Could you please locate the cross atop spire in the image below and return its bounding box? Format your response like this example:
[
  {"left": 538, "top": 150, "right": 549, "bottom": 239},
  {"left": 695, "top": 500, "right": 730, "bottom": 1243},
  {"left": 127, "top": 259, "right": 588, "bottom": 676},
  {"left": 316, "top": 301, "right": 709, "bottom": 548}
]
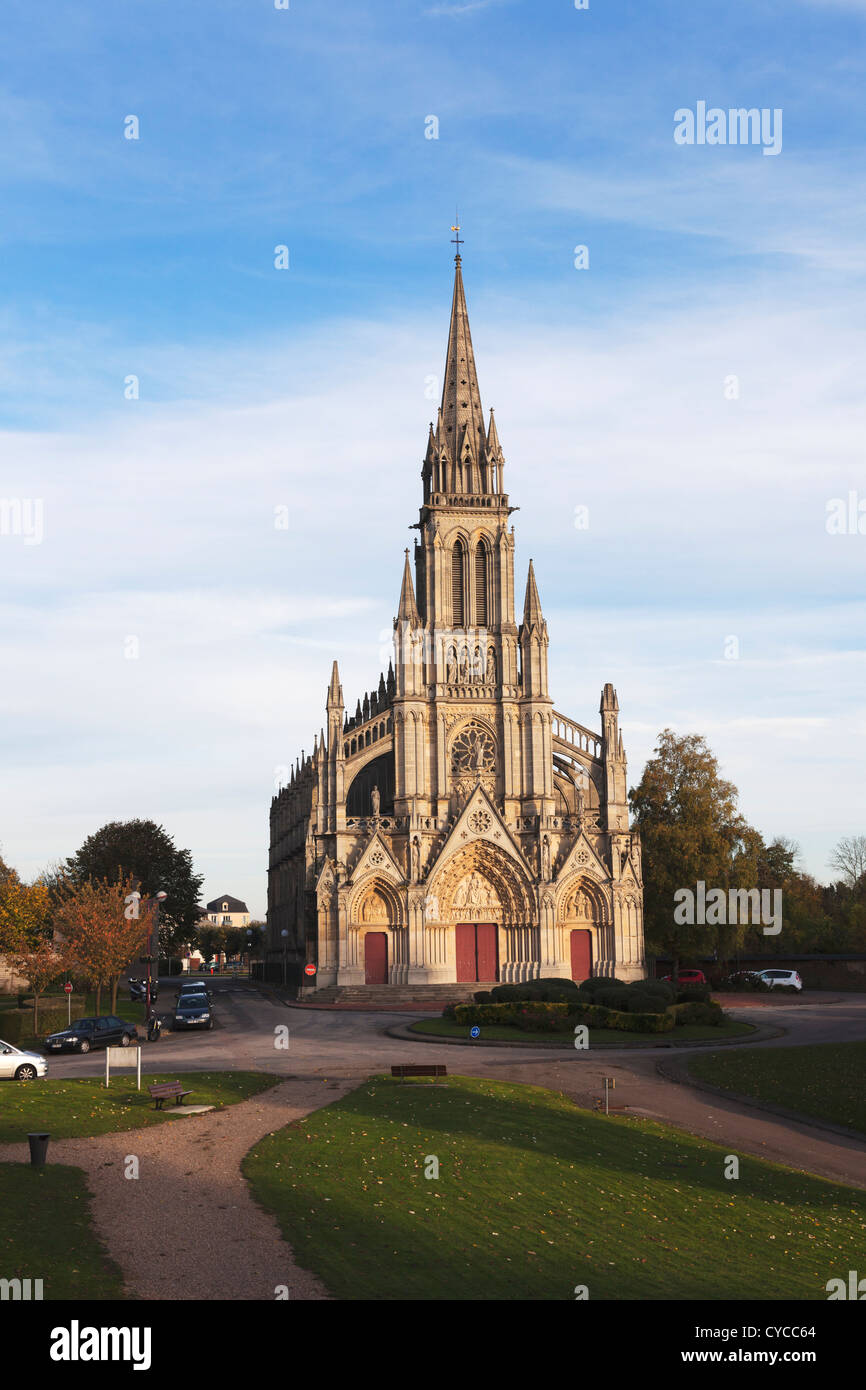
[{"left": 450, "top": 218, "right": 463, "bottom": 261}]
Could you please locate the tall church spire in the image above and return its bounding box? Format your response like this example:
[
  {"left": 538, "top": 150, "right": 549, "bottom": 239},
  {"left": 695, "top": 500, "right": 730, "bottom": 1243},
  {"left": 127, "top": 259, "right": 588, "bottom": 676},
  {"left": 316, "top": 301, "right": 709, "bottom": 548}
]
[
  {"left": 521, "top": 559, "right": 545, "bottom": 630},
  {"left": 440, "top": 252, "right": 486, "bottom": 476}
]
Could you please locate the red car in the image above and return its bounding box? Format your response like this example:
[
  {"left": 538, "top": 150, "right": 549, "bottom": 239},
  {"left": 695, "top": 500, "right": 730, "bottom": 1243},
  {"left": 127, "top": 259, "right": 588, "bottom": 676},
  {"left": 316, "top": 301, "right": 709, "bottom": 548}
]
[{"left": 661, "top": 968, "right": 707, "bottom": 986}]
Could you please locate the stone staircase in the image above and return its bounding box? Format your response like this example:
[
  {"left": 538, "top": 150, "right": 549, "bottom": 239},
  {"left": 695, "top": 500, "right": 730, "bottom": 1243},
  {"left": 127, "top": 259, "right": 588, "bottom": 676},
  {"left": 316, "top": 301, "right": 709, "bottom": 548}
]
[{"left": 304, "top": 982, "right": 493, "bottom": 1005}]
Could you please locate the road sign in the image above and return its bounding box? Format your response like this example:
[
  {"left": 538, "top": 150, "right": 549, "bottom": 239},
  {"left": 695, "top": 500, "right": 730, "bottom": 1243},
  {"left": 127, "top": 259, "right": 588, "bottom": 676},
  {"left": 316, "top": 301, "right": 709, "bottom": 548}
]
[
  {"left": 304, "top": 964, "right": 316, "bottom": 976},
  {"left": 63, "top": 982, "right": 72, "bottom": 994},
  {"left": 470, "top": 1026, "right": 480, "bottom": 1038}
]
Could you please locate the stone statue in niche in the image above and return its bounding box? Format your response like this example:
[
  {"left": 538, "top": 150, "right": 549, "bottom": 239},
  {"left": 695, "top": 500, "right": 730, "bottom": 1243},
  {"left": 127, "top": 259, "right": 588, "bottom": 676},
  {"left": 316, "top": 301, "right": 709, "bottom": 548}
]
[
  {"left": 371, "top": 785, "right": 381, "bottom": 817},
  {"left": 446, "top": 646, "right": 458, "bottom": 683},
  {"left": 410, "top": 836, "right": 421, "bottom": 881},
  {"left": 541, "top": 835, "right": 551, "bottom": 880}
]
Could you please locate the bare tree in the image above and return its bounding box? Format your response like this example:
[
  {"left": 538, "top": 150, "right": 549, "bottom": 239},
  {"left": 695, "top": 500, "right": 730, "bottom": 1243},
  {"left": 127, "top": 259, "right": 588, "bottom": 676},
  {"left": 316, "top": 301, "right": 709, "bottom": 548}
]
[{"left": 828, "top": 835, "right": 866, "bottom": 888}]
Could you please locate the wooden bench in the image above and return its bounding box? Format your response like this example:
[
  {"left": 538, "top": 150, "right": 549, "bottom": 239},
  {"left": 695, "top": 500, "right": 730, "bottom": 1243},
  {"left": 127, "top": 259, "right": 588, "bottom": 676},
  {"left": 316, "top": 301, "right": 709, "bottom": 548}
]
[
  {"left": 391, "top": 1065, "right": 447, "bottom": 1084},
  {"left": 148, "top": 1081, "right": 193, "bottom": 1110}
]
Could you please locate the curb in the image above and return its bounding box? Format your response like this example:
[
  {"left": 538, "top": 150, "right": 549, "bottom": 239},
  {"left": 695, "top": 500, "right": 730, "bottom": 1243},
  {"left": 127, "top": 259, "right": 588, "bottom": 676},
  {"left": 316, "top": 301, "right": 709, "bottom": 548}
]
[
  {"left": 655, "top": 1050, "right": 866, "bottom": 1146},
  {"left": 385, "top": 1019, "right": 774, "bottom": 1051}
]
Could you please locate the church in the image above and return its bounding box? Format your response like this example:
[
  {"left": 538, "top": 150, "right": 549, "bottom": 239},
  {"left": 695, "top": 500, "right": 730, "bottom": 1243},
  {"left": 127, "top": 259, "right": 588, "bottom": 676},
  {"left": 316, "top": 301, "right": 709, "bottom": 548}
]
[{"left": 266, "top": 248, "right": 646, "bottom": 996}]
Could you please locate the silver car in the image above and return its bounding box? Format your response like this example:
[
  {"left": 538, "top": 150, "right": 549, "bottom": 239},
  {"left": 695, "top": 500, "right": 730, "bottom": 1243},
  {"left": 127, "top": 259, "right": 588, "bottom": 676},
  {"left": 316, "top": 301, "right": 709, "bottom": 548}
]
[
  {"left": 757, "top": 968, "right": 803, "bottom": 991},
  {"left": 0, "top": 1039, "right": 49, "bottom": 1081}
]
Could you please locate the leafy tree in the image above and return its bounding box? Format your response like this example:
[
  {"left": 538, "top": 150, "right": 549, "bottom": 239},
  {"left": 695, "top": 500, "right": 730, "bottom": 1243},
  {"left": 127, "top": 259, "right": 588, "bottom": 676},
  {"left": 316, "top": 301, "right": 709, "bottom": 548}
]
[
  {"left": 54, "top": 875, "right": 148, "bottom": 1013},
  {"left": 64, "top": 820, "right": 203, "bottom": 958},
  {"left": 629, "top": 730, "right": 762, "bottom": 977}
]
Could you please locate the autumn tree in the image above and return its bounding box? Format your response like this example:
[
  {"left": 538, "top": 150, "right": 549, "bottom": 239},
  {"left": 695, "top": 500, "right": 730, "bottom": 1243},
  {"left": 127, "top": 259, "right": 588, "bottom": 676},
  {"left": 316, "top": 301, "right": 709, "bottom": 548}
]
[
  {"left": 0, "top": 867, "right": 53, "bottom": 954},
  {"left": 54, "top": 876, "right": 149, "bottom": 1013}
]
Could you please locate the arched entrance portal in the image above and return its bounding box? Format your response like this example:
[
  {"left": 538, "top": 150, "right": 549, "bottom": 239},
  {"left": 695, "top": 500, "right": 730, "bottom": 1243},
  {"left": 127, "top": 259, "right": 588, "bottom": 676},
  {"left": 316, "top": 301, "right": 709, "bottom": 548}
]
[
  {"left": 429, "top": 838, "right": 537, "bottom": 984},
  {"left": 364, "top": 932, "right": 388, "bottom": 985}
]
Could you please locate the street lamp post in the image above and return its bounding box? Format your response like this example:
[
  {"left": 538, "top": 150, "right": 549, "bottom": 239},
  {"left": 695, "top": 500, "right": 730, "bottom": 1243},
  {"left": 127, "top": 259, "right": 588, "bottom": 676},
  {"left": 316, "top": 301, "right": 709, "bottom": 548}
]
[
  {"left": 141, "top": 891, "right": 167, "bottom": 1024},
  {"left": 281, "top": 929, "right": 289, "bottom": 988}
]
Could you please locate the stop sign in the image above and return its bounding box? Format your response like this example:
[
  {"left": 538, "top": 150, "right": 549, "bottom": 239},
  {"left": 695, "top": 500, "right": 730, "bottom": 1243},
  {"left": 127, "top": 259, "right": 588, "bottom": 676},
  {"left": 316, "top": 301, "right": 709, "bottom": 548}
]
[
  {"left": 304, "top": 964, "right": 316, "bottom": 976},
  {"left": 64, "top": 982, "right": 73, "bottom": 994}
]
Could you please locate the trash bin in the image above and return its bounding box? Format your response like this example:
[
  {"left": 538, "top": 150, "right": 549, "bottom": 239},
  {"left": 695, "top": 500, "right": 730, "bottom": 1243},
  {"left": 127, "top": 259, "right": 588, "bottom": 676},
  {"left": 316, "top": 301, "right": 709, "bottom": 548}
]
[{"left": 27, "top": 1133, "right": 50, "bottom": 1167}]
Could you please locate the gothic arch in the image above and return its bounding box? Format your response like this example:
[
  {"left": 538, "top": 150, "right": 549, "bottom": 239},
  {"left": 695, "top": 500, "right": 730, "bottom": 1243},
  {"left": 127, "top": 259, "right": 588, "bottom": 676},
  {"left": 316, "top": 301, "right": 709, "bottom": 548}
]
[
  {"left": 555, "top": 872, "right": 611, "bottom": 927},
  {"left": 428, "top": 839, "right": 535, "bottom": 926},
  {"left": 348, "top": 874, "right": 405, "bottom": 927}
]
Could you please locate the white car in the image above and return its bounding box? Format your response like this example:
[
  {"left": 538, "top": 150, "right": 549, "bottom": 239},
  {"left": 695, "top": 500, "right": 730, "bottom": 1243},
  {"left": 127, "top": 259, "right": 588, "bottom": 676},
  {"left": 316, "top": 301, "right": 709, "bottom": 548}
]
[
  {"left": 757, "top": 969, "right": 803, "bottom": 992},
  {"left": 0, "top": 1039, "right": 49, "bottom": 1081}
]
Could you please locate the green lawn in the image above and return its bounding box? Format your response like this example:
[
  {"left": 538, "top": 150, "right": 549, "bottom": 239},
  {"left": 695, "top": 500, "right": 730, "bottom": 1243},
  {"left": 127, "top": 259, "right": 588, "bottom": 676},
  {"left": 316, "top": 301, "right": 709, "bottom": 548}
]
[
  {"left": 243, "top": 1075, "right": 866, "bottom": 1301},
  {"left": 409, "top": 1017, "right": 756, "bottom": 1045},
  {"left": 0, "top": 1071, "right": 277, "bottom": 1143},
  {"left": 689, "top": 1040, "right": 866, "bottom": 1136},
  {"left": 0, "top": 1164, "right": 126, "bottom": 1299}
]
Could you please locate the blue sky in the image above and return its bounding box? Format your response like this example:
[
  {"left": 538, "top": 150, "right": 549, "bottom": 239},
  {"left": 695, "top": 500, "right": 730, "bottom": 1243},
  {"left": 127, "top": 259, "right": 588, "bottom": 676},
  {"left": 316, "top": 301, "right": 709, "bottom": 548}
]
[{"left": 1, "top": 0, "right": 865, "bottom": 915}]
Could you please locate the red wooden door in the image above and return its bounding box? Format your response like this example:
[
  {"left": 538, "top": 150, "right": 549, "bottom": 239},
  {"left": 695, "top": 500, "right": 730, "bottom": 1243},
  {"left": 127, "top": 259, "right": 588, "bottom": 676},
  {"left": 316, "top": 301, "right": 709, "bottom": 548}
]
[
  {"left": 570, "top": 929, "right": 592, "bottom": 982},
  {"left": 364, "top": 932, "right": 388, "bottom": 985},
  {"left": 475, "top": 924, "right": 498, "bottom": 981},
  {"left": 455, "top": 924, "right": 477, "bottom": 982},
  {"left": 455, "top": 924, "right": 499, "bottom": 982}
]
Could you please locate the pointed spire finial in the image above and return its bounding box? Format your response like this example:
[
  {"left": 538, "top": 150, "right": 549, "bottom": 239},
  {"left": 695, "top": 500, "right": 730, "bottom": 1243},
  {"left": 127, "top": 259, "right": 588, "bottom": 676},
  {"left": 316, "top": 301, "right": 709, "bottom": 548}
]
[
  {"left": 522, "top": 559, "right": 544, "bottom": 628},
  {"left": 397, "top": 549, "right": 421, "bottom": 625}
]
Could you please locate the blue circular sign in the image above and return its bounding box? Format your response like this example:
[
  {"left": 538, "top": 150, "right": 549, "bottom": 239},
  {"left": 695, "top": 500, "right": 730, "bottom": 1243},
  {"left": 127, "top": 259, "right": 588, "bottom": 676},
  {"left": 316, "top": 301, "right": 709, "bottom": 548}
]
[{"left": 470, "top": 1025, "right": 480, "bottom": 1038}]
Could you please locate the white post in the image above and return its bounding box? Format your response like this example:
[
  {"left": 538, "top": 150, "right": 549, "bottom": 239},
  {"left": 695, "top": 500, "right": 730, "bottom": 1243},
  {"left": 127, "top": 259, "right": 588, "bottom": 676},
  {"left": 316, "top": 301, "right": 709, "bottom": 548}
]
[
  {"left": 105, "top": 1049, "right": 110, "bottom": 1089},
  {"left": 136, "top": 1047, "right": 141, "bottom": 1091}
]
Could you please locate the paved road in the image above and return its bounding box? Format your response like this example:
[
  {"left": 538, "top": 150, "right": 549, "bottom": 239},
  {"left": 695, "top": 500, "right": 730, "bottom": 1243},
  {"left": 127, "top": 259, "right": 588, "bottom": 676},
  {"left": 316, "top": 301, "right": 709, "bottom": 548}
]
[{"left": 43, "top": 981, "right": 866, "bottom": 1187}]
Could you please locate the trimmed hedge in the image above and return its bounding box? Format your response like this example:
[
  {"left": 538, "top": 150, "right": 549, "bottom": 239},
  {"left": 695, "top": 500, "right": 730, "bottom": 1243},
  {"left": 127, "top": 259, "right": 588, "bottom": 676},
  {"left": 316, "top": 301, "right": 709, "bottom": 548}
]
[
  {"left": 667, "top": 1000, "right": 725, "bottom": 1027},
  {"left": 0, "top": 1000, "right": 85, "bottom": 1044},
  {"left": 452, "top": 1000, "right": 676, "bottom": 1035}
]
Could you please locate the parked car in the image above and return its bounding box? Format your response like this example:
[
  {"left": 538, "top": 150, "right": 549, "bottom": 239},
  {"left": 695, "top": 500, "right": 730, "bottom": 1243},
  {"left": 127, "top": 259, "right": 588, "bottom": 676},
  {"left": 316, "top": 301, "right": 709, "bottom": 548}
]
[
  {"left": 44, "top": 1016, "right": 139, "bottom": 1054},
  {"left": 177, "top": 982, "right": 212, "bottom": 1000},
  {"left": 0, "top": 1039, "right": 48, "bottom": 1081},
  {"left": 757, "top": 968, "right": 803, "bottom": 991},
  {"left": 173, "top": 998, "right": 214, "bottom": 1031},
  {"left": 660, "top": 968, "right": 707, "bottom": 986}
]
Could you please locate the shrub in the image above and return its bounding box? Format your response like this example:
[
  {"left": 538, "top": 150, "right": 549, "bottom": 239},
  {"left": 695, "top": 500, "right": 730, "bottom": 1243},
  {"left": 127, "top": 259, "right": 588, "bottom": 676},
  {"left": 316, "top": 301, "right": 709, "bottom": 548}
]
[
  {"left": 441, "top": 1002, "right": 458, "bottom": 1020},
  {"left": 623, "top": 989, "right": 669, "bottom": 1014},
  {"left": 668, "top": 1001, "right": 725, "bottom": 1027},
  {"left": 489, "top": 978, "right": 578, "bottom": 1004},
  {"left": 512, "top": 1003, "right": 570, "bottom": 1032},
  {"left": 593, "top": 986, "right": 631, "bottom": 1011},
  {"left": 637, "top": 979, "right": 676, "bottom": 1005},
  {"left": 473, "top": 991, "right": 493, "bottom": 1004},
  {"left": 606, "top": 1009, "right": 675, "bottom": 1034},
  {"left": 676, "top": 986, "right": 712, "bottom": 1004},
  {"left": 567, "top": 1002, "right": 614, "bottom": 1028},
  {"left": 576, "top": 975, "right": 623, "bottom": 1000},
  {"left": 720, "top": 972, "right": 770, "bottom": 993}
]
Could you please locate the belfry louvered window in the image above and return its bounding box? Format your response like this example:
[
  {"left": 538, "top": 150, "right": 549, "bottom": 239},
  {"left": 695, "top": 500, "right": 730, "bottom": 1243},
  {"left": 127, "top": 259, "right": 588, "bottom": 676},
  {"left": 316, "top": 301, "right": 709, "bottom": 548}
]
[
  {"left": 475, "top": 545, "right": 488, "bottom": 627},
  {"left": 452, "top": 541, "right": 465, "bottom": 626}
]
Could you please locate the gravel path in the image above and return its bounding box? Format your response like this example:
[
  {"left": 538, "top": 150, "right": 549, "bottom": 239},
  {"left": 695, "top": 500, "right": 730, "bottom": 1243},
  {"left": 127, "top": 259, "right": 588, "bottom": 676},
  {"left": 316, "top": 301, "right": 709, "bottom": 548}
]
[{"left": 0, "top": 1076, "right": 354, "bottom": 1301}]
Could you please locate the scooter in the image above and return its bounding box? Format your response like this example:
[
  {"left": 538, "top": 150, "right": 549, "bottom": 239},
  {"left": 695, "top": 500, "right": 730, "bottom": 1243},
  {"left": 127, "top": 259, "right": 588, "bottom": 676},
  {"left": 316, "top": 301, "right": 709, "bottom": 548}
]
[{"left": 146, "top": 1015, "right": 162, "bottom": 1042}]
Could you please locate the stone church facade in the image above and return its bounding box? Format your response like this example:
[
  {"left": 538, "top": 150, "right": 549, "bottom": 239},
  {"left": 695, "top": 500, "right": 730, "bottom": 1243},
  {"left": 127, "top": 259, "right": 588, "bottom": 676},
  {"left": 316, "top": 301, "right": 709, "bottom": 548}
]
[{"left": 267, "top": 253, "right": 646, "bottom": 993}]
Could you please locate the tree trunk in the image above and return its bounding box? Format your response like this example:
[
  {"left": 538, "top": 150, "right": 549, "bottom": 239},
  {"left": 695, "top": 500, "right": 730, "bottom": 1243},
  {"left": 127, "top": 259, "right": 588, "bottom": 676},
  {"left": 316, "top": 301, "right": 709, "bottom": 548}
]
[
  {"left": 111, "top": 975, "right": 119, "bottom": 1013},
  {"left": 95, "top": 980, "right": 102, "bottom": 1014},
  {"left": 33, "top": 992, "right": 39, "bottom": 1033}
]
